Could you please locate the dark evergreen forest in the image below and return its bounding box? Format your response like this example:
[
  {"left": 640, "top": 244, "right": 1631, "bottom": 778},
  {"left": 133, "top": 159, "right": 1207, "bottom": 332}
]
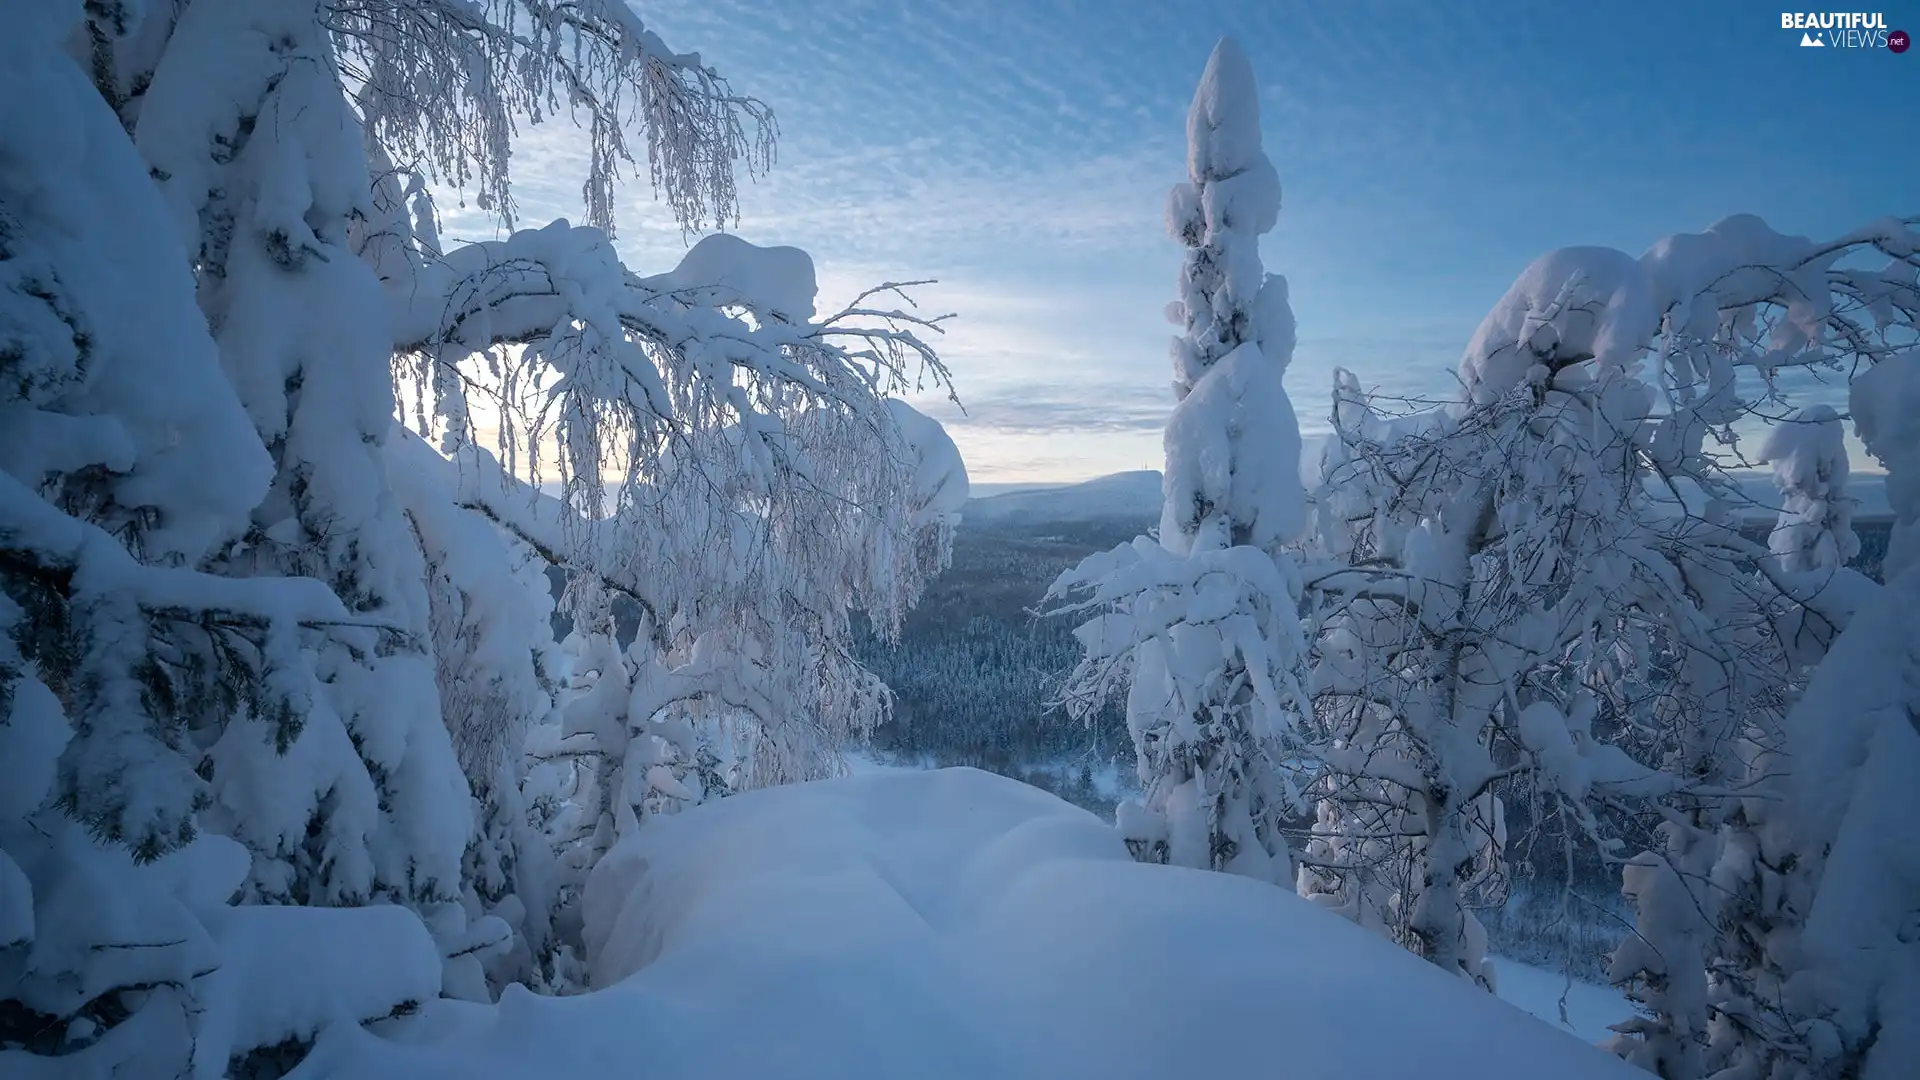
[
  {"left": 854, "top": 517, "right": 1141, "bottom": 812},
  {"left": 552, "top": 501, "right": 1891, "bottom": 833}
]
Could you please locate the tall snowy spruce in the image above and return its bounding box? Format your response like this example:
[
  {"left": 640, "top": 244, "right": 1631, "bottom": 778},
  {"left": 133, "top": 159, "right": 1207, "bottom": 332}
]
[{"left": 1049, "top": 37, "right": 1308, "bottom": 883}]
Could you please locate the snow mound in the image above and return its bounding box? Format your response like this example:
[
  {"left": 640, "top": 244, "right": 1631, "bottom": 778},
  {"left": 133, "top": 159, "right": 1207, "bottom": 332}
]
[
  {"left": 1459, "top": 246, "right": 1657, "bottom": 405},
  {"left": 299, "top": 769, "right": 1642, "bottom": 1079},
  {"left": 638, "top": 232, "right": 818, "bottom": 323},
  {"left": 885, "top": 398, "right": 970, "bottom": 525}
]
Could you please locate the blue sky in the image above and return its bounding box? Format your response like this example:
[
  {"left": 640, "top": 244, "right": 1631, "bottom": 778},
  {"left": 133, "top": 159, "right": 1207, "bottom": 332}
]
[{"left": 473, "top": 1, "right": 1916, "bottom": 482}]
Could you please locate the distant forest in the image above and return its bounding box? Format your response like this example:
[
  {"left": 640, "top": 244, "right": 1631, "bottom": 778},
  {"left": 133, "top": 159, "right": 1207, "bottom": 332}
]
[
  {"left": 852, "top": 511, "right": 1893, "bottom": 817},
  {"left": 854, "top": 518, "right": 1141, "bottom": 810},
  {"left": 552, "top": 510, "right": 1892, "bottom": 823}
]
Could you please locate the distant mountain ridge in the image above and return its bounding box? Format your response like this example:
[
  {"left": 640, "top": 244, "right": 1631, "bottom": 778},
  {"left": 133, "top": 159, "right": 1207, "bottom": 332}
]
[
  {"left": 962, "top": 468, "right": 1892, "bottom": 530},
  {"left": 963, "top": 470, "right": 1163, "bottom": 528}
]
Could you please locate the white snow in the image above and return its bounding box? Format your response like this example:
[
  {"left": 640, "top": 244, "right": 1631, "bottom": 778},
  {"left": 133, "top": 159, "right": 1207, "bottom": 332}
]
[
  {"left": 5, "top": 4, "right": 1914, "bottom": 1077},
  {"left": 1495, "top": 958, "right": 1637, "bottom": 1044},
  {"left": 1852, "top": 351, "right": 1920, "bottom": 577},
  {"left": 195, "top": 902, "right": 444, "bottom": 1070},
  {"left": 636, "top": 231, "right": 819, "bottom": 324},
  {"left": 1458, "top": 246, "right": 1658, "bottom": 405},
  {"left": 0, "top": 0, "right": 272, "bottom": 565},
  {"left": 1159, "top": 338, "right": 1306, "bottom": 554},
  {"left": 1760, "top": 405, "right": 1859, "bottom": 573},
  {"left": 884, "top": 398, "right": 971, "bottom": 525},
  {"left": 290, "top": 768, "right": 1641, "bottom": 1080},
  {"left": 1770, "top": 562, "right": 1920, "bottom": 1076}
]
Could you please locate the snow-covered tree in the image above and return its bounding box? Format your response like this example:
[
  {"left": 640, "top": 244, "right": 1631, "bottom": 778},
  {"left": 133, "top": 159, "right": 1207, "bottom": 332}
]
[
  {"left": 1299, "top": 351, "right": 1677, "bottom": 992},
  {"left": 1049, "top": 37, "right": 1308, "bottom": 884},
  {"left": 9, "top": 0, "right": 961, "bottom": 1070},
  {"left": 1749, "top": 355, "right": 1920, "bottom": 1079},
  {"left": 522, "top": 395, "right": 967, "bottom": 922},
  {"left": 1298, "top": 214, "right": 1919, "bottom": 1005},
  {"left": 113, "top": 0, "right": 471, "bottom": 922},
  {"left": 1684, "top": 356, "right": 1920, "bottom": 1080},
  {"left": 1762, "top": 406, "right": 1859, "bottom": 576},
  {"left": 356, "top": 170, "right": 963, "bottom": 978},
  {"left": 387, "top": 430, "right": 566, "bottom": 997},
  {"left": 1600, "top": 216, "right": 1915, "bottom": 1080},
  {"left": 383, "top": 225, "right": 958, "bottom": 739},
  {"left": 2, "top": 8, "right": 444, "bottom": 1071}
]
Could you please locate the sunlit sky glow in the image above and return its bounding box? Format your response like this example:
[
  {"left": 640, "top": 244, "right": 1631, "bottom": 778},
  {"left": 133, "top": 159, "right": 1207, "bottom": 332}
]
[{"left": 436, "top": 0, "right": 1916, "bottom": 483}]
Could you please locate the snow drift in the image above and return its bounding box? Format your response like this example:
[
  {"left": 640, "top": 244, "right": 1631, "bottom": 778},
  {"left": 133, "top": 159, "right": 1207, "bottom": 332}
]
[{"left": 293, "top": 768, "right": 1642, "bottom": 1080}]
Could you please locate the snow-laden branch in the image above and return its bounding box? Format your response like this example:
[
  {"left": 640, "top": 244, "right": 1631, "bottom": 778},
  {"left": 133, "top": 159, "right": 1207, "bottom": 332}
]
[
  {"left": 0, "top": 455, "right": 382, "bottom": 638},
  {"left": 385, "top": 222, "right": 952, "bottom": 423},
  {"left": 332, "top": 0, "right": 776, "bottom": 234},
  {"left": 1460, "top": 214, "right": 1920, "bottom": 411}
]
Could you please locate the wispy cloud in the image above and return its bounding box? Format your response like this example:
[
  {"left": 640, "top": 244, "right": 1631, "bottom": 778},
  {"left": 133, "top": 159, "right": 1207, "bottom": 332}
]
[
  {"left": 919, "top": 381, "right": 1169, "bottom": 435},
  {"left": 421, "top": 0, "right": 1914, "bottom": 481}
]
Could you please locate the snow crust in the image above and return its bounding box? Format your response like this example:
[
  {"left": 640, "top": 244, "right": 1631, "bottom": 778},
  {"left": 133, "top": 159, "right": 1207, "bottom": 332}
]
[{"left": 295, "top": 769, "right": 1643, "bottom": 1080}]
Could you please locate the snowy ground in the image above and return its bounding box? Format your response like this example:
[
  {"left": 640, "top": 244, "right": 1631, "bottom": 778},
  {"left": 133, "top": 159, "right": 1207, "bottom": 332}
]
[
  {"left": 293, "top": 768, "right": 1639, "bottom": 1079},
  {"left": 842, "top": 750, "right": 920, "bottom": 776},
  {"left": 848, "top": 751, "right": 1635, "bottom": 1042},
  {"left": 1495, "top": 956, "right": 1633, "bottom": 1043}
]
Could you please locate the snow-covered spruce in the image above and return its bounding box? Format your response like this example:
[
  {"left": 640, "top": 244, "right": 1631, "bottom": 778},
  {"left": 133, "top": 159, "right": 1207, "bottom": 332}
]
[
  {"left": 1761, "top": 406, "right": 1859, "bottom": 576},
  {"left": 128, "top": 0, "right": 475, "bottom": 926},
  {"left": 0, "top": 8, "right": 446, "bottom": 1072},
  {"left": 1048, "top": 37, "right": 1308, "bottom": 884}
]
